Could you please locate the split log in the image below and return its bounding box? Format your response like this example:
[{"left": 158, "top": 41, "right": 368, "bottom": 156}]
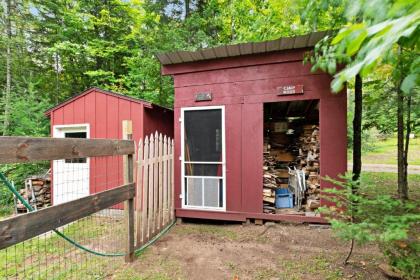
[{"left": 306, "top": 199, "right": 320, "bottom": 210}]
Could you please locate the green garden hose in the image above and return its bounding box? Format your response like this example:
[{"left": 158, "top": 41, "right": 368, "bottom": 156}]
[{"left": 0, "top": 172, "right": 175, "bottom": 257}]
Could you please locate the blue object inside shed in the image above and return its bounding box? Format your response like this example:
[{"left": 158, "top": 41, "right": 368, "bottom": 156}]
[{"left": 275, "top": 188, "right": 293, "bottom": 208}]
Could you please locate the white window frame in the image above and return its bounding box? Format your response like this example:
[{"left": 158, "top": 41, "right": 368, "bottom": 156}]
[
  {"left": 181, "top": 106, "right": 226, "bottom": 211},
  {"left": 53, "top": 123, "right": 91, "bottom": 139},
  {"left": 53, "top": 123, "right": 90, "bottom": 165}
]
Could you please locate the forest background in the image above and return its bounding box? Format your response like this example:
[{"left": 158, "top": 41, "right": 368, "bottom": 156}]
[{"left": 1, "top": 1, "right": 419, "bottom": 277}]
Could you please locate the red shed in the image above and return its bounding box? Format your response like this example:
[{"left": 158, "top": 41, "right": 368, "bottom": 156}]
[
  {"left": 158, "top": 31, "right": 347, "bottom": 223},
  {"left": 45, "top": 87, "right": 173, "bottom": 205}
]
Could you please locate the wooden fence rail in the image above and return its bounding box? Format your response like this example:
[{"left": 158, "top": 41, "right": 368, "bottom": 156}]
[
  {"left": 0, "top": 136, "right": 135, "bottom": 163},
  {"left": 136, "top": 132, "right": 174, "bottom": 247},
  {"left": 0, "top": 183, "right": 135, "bottom": 250}
]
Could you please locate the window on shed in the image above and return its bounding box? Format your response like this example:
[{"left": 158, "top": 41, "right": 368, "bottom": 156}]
[{"left": 64, "top": 132, "right": 87, "bottom": 163}]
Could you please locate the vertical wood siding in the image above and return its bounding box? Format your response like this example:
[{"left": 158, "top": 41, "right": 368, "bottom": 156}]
[
  {"left": 170, "top": 49, "right": 347, "bottom": 217},
  {"left": 49, "top": 89, "right": 174, "bottom": 201}
]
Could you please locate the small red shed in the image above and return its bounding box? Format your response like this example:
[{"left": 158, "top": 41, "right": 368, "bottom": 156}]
[
  {"left": 158, "top": 31, "right": 347, "bottom": 223},
  {"left": 45, "top": 87, "right": 173, "bottom": 205}
]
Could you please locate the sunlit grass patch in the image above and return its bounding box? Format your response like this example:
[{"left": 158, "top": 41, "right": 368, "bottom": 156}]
[
  {"left": 348, "top": 136, "right": 420, "bottom": 165},
  {"left": 359, "top": 172, "right": 420, "bottom": 200}
]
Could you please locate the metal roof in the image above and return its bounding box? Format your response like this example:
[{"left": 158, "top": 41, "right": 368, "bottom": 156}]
[
  {"left": 44, "top": 87, "right": 170, "bottom": 116},
  {"left": 157, "top": 31, "right": 330, "bottom": 66}
]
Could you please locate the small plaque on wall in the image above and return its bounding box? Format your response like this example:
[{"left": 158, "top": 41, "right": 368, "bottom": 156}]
[
  {"left": 278, "top": 85, "right": 304, "bottom": 95},
  {"left": 195, "top": 92, "right": 212, "bottom": 102}
]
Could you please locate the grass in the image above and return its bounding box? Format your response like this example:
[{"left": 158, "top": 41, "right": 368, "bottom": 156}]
[
  {"left": 173, "top": 223, "right": 238, "bottom": 240},
  {"left": 360, "top": 172, "right": 420, "bottom": 200},
  {"left": 0, "top": 205, "right": 13, "bottom": 220},
  {"left": 0, "top": 214, "right": 125, "bottom": 280},
  {"left": 113, "top": 249, "right": 184, "bottom": 280},
  {"left": 245, "top": 254, "right": 346, "bottom": 280},
  {"left": 348, "top": 136, "right": 420, "bottom": 165},
  {"left": 277, "top": 255, "right": 345, "bottom": 280}
]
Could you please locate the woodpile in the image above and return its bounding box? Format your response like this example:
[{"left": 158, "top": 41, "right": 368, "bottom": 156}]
[
  {"left": 263, "top": 122, "right": 321, "bottom": 214},
  {"left": 297, "top": 125, "right": 321, "bottom": 212},
  {"left": 16, "top": 175, "right": 51, "bottom": 212},
  {"left": 263, "top": 131, "right": 292, "bottom": 214}
]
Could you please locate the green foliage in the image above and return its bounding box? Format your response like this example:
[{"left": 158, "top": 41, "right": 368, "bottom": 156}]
[
  {"left": 301, "top": 0, "right": 418, "bottom": 146},
  {"left": 321, "top": 173, "right": 420, "bottom": 278},
  {"left": 327, "top": 1, "right": 420, "bottom": 93},
  {"left": 0, "top": 81, "right": 50, "bottom": 207},
  {"left": 0, "top": 0, "right": 317, "bottom": 208}
]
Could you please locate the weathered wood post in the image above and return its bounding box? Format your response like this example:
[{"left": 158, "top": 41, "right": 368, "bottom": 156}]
[
  {"left": 170, "top": 139, "right": 175, "bottom": 222},
  {"left": 153, "top": 131, "right": 159, "bottom": 234},
  {"left": 123, "top": 120, "right": 135, "bottom": 262},
  {"left": 135, "top": 138, "right": 144, "bottom": 248},
  {"left": 142, "top": 136, "right": 150, "bottom": 244},
  {"left": 158, "top": 133, "right": 163, "bottom": 230}
]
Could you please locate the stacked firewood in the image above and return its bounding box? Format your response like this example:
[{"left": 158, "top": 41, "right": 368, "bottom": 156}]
[
  {"left": 263, "top": 132, "right": 292, "bottom": 213},
  {"left": 16, "top": 176, "right": 51, "bottom": 212},
  {"left": 263, "top": 123, "right": 321, "bottom": 213},
  {"left": 297, "top": 125, "right": 321, "bottom": 211}
]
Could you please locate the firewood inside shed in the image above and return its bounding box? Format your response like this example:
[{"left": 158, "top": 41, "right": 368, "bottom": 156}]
[{"left": 263, "top": 100, "right": 320, "bottom": 214}]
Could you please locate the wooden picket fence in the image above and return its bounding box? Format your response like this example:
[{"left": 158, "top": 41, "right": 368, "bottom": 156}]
[{"left": 135, "top": 132, "right": 175, "bottom": 247}]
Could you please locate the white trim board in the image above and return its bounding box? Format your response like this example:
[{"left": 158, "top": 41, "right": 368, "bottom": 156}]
[{"left": 180, "top": 106, "right": 226, "bottom": 211}]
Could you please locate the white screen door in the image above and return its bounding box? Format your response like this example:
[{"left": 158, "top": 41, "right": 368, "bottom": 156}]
[
  {"left": 181, "top": 106, "right": 226, "bottom": 211},
  {"left": 53, "top": 124, "right": 90, "bottom": 205}
]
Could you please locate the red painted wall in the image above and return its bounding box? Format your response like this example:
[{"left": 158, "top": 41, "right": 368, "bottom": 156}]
[
  {"left": 48, "top": 89, "right": 173, "bottom": 204},
  {"left": 165, "top": 48, "right": 347, "bottom": 220},
  {"left": 143, "top": 106, "right": 174, "bottom": 138}
]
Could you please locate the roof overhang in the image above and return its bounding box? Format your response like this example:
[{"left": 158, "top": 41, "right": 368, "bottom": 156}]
[{"left": 157, "top": 31, "right": 330, "bottom": 67}]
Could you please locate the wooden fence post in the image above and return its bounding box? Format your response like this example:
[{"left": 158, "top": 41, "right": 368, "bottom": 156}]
[
  {"left": 142, "top": 136, "right": 150, "bottom": 244},
  {"left": 148, "top": 134, "right": 154, "bottom": 239},
  {"left": 158, "top": 133, "right": 163, "bottom": 230},
  {"left": 123, "top": 120, "right": 135, "bottom": 262},
  {"left": 135, "top": 138, "right": 144, "bottom": 248},
  {"left": 170, "top": 139, "right": 175, "bottom": 222},
  {"left": 162, "top": 136, "right": 168, "bottom": 226},
  {"left": 153, "top": 131, "right": 159, "bottom": 234}
]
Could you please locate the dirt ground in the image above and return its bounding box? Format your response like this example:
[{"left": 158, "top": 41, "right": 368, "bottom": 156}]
[{"left": 110, "top": 220, "right": 388, "bottom": 280}]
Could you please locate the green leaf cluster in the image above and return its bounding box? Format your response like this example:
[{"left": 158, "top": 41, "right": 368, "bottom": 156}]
[{"left": 329, "top": 1, "right": 420, "bottom": 93}]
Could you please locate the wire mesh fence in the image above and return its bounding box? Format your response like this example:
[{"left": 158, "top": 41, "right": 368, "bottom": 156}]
[
  {"left": 0, "top": 133, "right": 175, "bottom": 279},
  {"left": 0, "top": 155, "right": 131, "bottom": 280},
  {"left": 1, "top": 206, "right": 126, "bottom": 279}
]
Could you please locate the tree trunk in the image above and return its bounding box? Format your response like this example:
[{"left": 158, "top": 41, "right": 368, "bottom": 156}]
[
  {"left": 344, "top": 74, "right": 363, "bottom": 265},
  {"left": 55, "top": 52, "right": 60, "bottom": 97},
  {"left": 352, "top": 74, "right": 362, "bottom": 181},
  {"left": 3, "top": 0, "right": 13, "bottom": 136},
  {"left": 185, "top": 0, "right": 190, "bottom": 19},
  {"left": 196, "top": 0, "right": 205, "bottom": 15},
  {"left": 402, "top": 94, "right": 411, "bottom": 200},
  {"left": 397, "top": 80, "right": 407, "bottom": 199}
]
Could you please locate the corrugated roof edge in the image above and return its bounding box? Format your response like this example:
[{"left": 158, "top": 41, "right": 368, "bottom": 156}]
[
  {"left": 44, "top": 87, "right": 172, "bottom": 116},
  {"left": 157, "top": 30, "right": 331, "bottom": 66}
]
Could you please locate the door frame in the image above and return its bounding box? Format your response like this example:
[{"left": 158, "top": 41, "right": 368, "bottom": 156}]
[
  {"left": 180, "top": 106, "right": 226, "bottom": 211},
  {"left": 52, "top": 123, "right": 90, "bottom": 204}
]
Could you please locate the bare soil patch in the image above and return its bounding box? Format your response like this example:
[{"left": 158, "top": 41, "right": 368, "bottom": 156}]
[{"left": 111, "top": 221, "right": 387, "bottom": 280}]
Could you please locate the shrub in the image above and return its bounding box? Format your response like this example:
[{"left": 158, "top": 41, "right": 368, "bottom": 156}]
[{"left": 320, "top": 173, "right": 420, "bottom": 279}]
